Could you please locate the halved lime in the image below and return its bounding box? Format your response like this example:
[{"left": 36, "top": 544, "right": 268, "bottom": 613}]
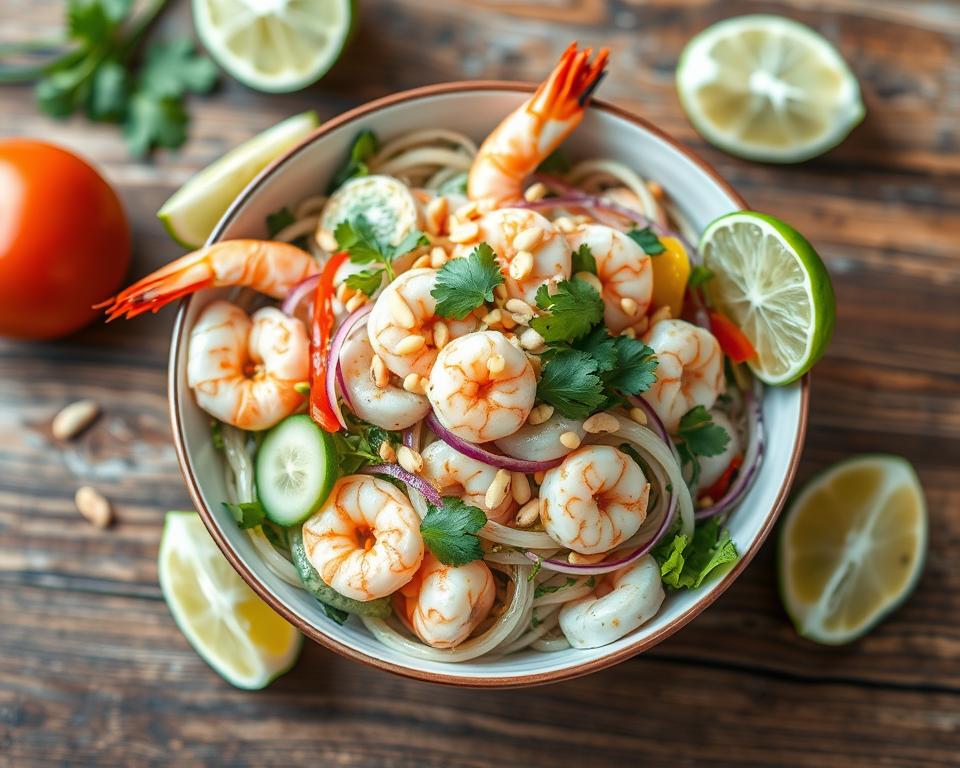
[
  {"left": 193, "top": 0, "right": 353, "bottom": 93},
  {"left": 159, "top": 511, "right": 302, "bottom": 689},
  {"left": 157, "top": 110, "right": 319, "bottom": 248},
  {"left": 700, "top": 211, "right": 835, "bottom": 385},
  {"left": 779, "top": 456, "right": 927, "bottom": 645},
  {"left": 677, "top": 15, "right": 865, "bottom": 162}
]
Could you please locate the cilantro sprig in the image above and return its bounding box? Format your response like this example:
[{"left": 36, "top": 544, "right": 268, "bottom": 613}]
[
  {"left": 571, "top": 243, "right": 597, "bottom": 275},
  {"left": 335, "top": 214, "right": 429, "bottom": 293},
  {"left": 627, "top": 227, "right": 666, "bottom": 255},
  {"left": 332, "top": 418, "right": 400, "bottom": 474},
  {"left": 431, "top": 243, "right": 504, "bottom": 320},
  {"left": 3, "top": 0, "right": 218, "bottom": 156},
  {"left": 420, "top": 497, "right": 487, "bottom": 566},
  {"left": 223, "top": 500, "right": 266, "bottom": 530},
  {"left": 675, "top": 405, "right": 731, "bottom": 488},
  {"left": 327, "top": 130, "right": 378, "bottom": 193},
  {"left": 652, "top": 517, "right": 739, "bottom": 589},
  {"left": 687, "top": 264, "right": 715, "bottom": 290},
  {"left": 530, "top": 279, "right": 604, "bottom": 343}
]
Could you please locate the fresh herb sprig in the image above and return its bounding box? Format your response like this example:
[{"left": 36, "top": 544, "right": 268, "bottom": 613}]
[
  {"left": 327, "top": 130, "right": 378, "bottom": 193},
  {"left": 431, "top": 243, "right": 504, "bottom": 320},
  {"left": 530, "top": 278, "right": 604, "bottom": 343},
  {"left": 675, "top": 405, "right": 731, "bottom": 488},
  {"left": 335, "top": 214, "right": 429, "bottom": 293},
  {"left": 652, "top": 517, "right": 739, "bottom": 589},
  {"left": 2, "top": 0, "right": 218, "bottom": 156},
  {"left": 420, "top": 497, "right": 487, "bottom": 566},
  {"left": 627, "top": 227, "right": 666, "bottom": 255},
  {"left": 333, "top": 417, "right": 400, "bottom": 474}
]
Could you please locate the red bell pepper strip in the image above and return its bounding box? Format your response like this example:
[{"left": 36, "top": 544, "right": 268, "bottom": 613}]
[
  {"left": 309, "top": 251, "right": 349, "bottom": 432},
  {"left": 708, "top": 311, "right": 757, "bottom": 363},
  {"left": 701, "top": 454, "right": 743, "bottom": 501}
]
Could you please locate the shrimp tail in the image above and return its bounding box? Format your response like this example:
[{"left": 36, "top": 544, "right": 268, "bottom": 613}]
[
  {"left": 97, "top": 240, "right": 319, "bottom": 321},
  {"left": 529, "top": 43, "right": 609, "bottom": 122}
]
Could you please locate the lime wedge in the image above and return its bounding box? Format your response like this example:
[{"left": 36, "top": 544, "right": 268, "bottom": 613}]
[
  {"left": 779, "top": 456, "right": 927, "bottom": 645},
  {"left": 193, "top": 0, "right": 353, "bottom": 93},
  {"left": 159, "top": 511, "right": 302, "bottom": 689},
  {"left": 677, "top": 15, "right": 865, "bottom": 162},
  {"left": 157, "top": 110, "right": 319, "bottom": 248},
  {"left": 699, "top": 211, "right": 835, "bottom": 385}
]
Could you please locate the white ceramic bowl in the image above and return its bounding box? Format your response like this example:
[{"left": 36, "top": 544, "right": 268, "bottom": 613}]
[{"left": 170, "top": 83, "right": 808, "bottom": 687}]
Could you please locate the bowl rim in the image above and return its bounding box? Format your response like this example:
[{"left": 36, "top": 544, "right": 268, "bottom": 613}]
[{"left": 168, "top": 80, "right": 810, "bottom": 688}]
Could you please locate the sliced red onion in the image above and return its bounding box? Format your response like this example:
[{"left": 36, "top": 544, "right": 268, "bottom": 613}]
[
  {"left": 281, "top": 273, "right": 320, "bottom": 316},
  {"left": 696, "top": 386, "right": 764, "bottom": 521},
  {"left": 402, "top": 421, "right": 422, "bottom": 450},
  {"left": 361, "top": 463, "right": 443, "bottom": 507},
  {"left": 325, "top": 304, "right": 372, "bottom": 429},
  {"left": 425, "top": 412, "right": 563, "bottom": 473},
  {"left": 526, "top": 489, "right": 678, "bottom": 577}
]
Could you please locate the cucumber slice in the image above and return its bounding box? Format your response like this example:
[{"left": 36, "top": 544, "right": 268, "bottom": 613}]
[
  {"left": 255, "top": 415, "right": 336, "bottom": 525},
  {"left": 289, "top": 528, "right": 392, "bottom": 619}
]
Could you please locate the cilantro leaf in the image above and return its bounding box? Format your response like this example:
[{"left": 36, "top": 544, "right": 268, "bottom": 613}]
[
  {"left": 571, "top": 243, "right": 597, "bottom": 274},
  {"left": 568, "top": 325, "right": 618, "bottom": 372},
  {"left": 536, "top": 348, "right": 606, "bottom": 419},
  {"left": 420, "top": 497, "right": 487, "bottom": 566},
  {"left": 334, "top": 215, "right": 385, "bottom": 264},
  {"left": 392, "top": 229, "right": 430, "bottom": 260},
  {"left": 327, "top": 130, "right": 379, "bottom": 193},
  {"left": 223, "top": 500, "right": 266, "bottom": 530},
  {"left": 87, "top": 59, "right": 127, "bottom": 120},
  {"left": 138, "top": 38, "right": 218, "bottom": 100},
  {"left": 438, "top": 172, "right": 468, "bottom": 196},
  {"left": 266, "top": 207, "right": 297, "bottom": 238},
  {"left": 124, "top": 92, "right": 188, "bottom": 157},
  {"left": 533, "top": 577, "right": 577, "bottom": 598},
  {"left": 431, "top": 243, "right": 504, "bottom": 320},
  {"left": 653, "top": 518, "right": 739, "bottom": 589},
  {"left": 531, "top": 280, "right": 604, "bottom": 343},
  {"left": 332, "top": 418, "right": 399, "bottom": 474},
  {"left": 627, "top": 227, "right": 666, "bottom": 255},
  {"left": 603, "top": 336, "right": 658, "bottom": 396},
  {"left": 688, "top": 264, "right": 715, "bottom": 290},
  {"left": 678, "top": 406, "right": 730, "bottom": 457},
  {"left": 344, "top": 268, "right": 385, "bottom": 297}
]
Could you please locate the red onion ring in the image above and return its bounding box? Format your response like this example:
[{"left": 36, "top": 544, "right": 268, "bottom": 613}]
[
  {"left": 627, "top": 396, "right": 670, "bottom": 444},
  {"left": 361, "top": 463, "right": 442, "bottom": 507},
  {"left": 425, "top": 412, "right": 563, "bottom": 473},
  {"left": 696, "top": 385, "right": 764, "bottom": 520},
  {"left": 402, "top": 422, "right": 421, "bottom": 450},
  {"left": 281, "top": 273, "right": 320, "bottom": 317},
  {"left": 325, "top": 304, "right": 372, "bottom": 429}
]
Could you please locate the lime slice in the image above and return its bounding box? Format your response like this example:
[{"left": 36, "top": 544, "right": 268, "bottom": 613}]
[
  {"left": 779, "top": 456, "right": 927, "bottom": 645},
  {"left": 193, "top": 0, "right": 353, "bottom": 93},
  {"left": 677, "top": 15, "right": 865, "bottom": 162},
  {"left": 158, "top": 110, "right": 319, "bottom": 248},
  {"left": 699, "top": 211, "right": 835, "bottom": 385},
  {"left": 159, "top": 511, "right": 302, "bottom": 689}
]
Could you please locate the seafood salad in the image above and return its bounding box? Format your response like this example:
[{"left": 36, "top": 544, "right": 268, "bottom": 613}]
[{"left": 104, "top": 44, "right": 764, "bottom": 661}]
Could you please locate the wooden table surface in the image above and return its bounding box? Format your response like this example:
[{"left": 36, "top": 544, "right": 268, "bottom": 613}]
[{"left": 2, "top": 0, "right": 959, "bottom": 765}]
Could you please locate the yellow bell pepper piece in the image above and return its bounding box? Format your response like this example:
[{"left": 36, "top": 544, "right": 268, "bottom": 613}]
[{"left": 650, "top": 236, "right": 690, "bottom": 318}]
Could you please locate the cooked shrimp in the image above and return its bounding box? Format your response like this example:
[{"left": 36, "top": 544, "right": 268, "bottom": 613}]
[
  {"left": 367, "top": 268, "right": 477, "bottom": 379},
  {"left": 565, "top": 223, "right": 653, "bottom": 333},
  {"left": 468, "top": 43, "right": 608, "bottom": 205},
  {"left": 428, "top": 330, "right": 536, "bottom": 443},
  {"left": 558, "top": 555, "right": 664, "bottom": 649},
  {"left": 456, "top": 208, "right": 571, "bottom": 304},
  {"left": 696, "top": 409, "right": 741, "bottom": 491},
  {"left": 101, "top": 240, "right": 317, "bottom": 320},
  {"left": 420, "top": 441, "right": 515, "bottom": 522},
  {"left": 640, "top": 319, "right": 725, "bottom": 433},
  {"left": 302, "top": 475, "right": 424, "bottom": 602},
  {"left": 186, "top": 300, "right": 308, "bottom": 431},
  {"left": 539, "top": 445, "right": 650, "bottom": 555},
  {"left": 397, "top": 553, "right": 497, "bottom": 648},
  {"left": 339, "top": 332, "right": 430, "bottom": 431},
  {"left": 494, "top": 412, "right": 585, "bottom": 462}
]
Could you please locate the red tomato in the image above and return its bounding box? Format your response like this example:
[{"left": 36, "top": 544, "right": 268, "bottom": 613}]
[
  {"left": 708, "top": 311, "right": 757, "bottom": 363},
  {"left": 0, "top": 140, "right": 130, "bottom": 339}
]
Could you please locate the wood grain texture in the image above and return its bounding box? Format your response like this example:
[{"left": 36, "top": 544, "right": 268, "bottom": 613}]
[{"left": 1, "top": 0, "right": 959, "bottom": 765}]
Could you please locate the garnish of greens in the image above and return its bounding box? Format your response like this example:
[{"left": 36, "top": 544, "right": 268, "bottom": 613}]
[
  {"left": 571, "top": 243, "right": 598, "bottom": 275},
  {"left": 327, "top": 130, "right": 378, "bottom": 193},
  {"left": 675, "top": 405, "right": 731, "bottom": 488},
  {"left": 687, "top": 264, "right": 715, "bottom": 290},
  {"left": 653, "top": 517, "right": 739, "bottom": 589},
  {"left": 627, "top": 227, "right": 667, "bottom": 255},
  {"left": 431, "top": 243, "right": 504, "bottom": 320},
  {"left": 222, "top": 500, "right": 266, "bottom": 530},
  {"left": 1, "top": 0, "right": 218, "bottom": 156},
  {"left": 333, "top": 418, "right": 400, "bottom": 474},
  {"left": 531, "top": 279, "right": 604, "bottom": 343},
  {"left": 533, "top": 577, "right": 577, "bottom": 599},
  {"left": 419, "top": 497, "right": 487, "bottom": 566},
  {"left": 335, "top": 214, "right": 429, "bottom": 293}
]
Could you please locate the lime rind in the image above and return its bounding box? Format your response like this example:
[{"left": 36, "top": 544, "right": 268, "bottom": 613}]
[
  {"left": 159, "top": 511, "right": 302, "bottom": 689},
  {"left": 157, "top": 110, "right": 319, "bottom": 248},
  {"left": 777, "top": 455, "right": 927, "bottom": 645},
  {"left": 700, "top": 210, "right": 835, "bottom": 385},
  {"left": 677, "top": 14, "right": 865, "bottom": 163}
]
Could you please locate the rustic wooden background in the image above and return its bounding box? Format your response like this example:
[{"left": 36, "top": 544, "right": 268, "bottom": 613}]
[{"left": 2, "top": 0, "right": 959, "bottom": 765}]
